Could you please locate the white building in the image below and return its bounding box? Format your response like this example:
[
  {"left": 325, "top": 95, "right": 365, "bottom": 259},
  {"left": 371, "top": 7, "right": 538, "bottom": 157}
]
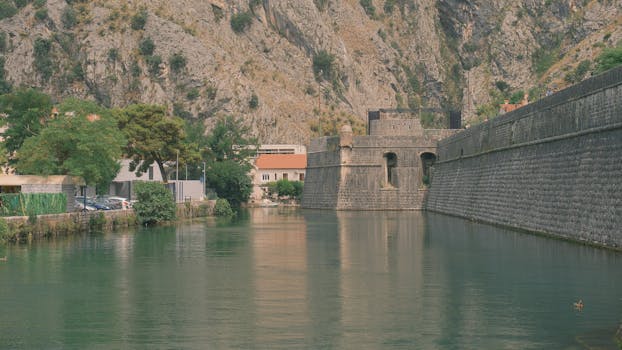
[
  {"left": 250, "top": 153, "right": 307, "bottom": 201},
  {"left": 110, "top": 159, "right": 204, "bottom": 202}
]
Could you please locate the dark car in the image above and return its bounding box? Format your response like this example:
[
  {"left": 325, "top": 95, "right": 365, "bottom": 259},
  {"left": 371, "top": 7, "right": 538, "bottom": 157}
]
[{"left": 76, "top": 197, "right": 111, "bottom": 210}]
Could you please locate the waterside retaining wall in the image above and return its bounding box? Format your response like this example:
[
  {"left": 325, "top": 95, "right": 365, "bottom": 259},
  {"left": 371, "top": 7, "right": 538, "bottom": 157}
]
[
  {"left": 426, "top": 66, "right": 622, "bottom": 248},
  {"left": 2, "top": 201, "right": 214, "bottom": 242}
]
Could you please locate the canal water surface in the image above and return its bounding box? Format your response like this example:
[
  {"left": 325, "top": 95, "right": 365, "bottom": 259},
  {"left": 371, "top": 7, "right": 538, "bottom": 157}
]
[{"left": 1, "top": 208, "right": 620, "bottom": 349}]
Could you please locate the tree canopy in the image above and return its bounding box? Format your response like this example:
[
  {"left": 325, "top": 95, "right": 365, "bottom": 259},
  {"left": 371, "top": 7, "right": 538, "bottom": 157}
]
[
  {"left": 204, "top": 115, "right": 257, "bottom": 165},
  {"left": 203, "top": 115, "right": 257, "bottom": 207},
  {"left": 15, "top": 98, "right": 124, "bottom": 191},
  {"left": 0, "top": 88, "right": 53, "bottom": 164},
  {"left": 205, "top": 159, "right": 253, "bottom": 207},
  {"left": 114, "top": 104, "right": 198, "bottom": 183}
]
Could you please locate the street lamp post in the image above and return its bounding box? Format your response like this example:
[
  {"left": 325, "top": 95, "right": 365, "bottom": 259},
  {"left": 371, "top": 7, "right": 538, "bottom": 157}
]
[{"left": 318, "top": 69, "right": 322, "bottom": 137}]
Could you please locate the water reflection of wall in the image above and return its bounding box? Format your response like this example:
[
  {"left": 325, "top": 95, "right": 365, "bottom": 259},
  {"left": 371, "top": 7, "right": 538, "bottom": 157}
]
[
  {"left": 335, "top": 211, "right": 432, "bottom": 347},
  {"left": 250, "top": 208, "right": 310, "bottom": 346}
]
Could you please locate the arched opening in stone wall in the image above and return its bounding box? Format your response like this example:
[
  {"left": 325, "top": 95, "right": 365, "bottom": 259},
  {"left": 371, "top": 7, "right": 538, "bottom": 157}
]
[
  {"left": 420, "top": 152, "right": 437, "bottom": 185},
  {"left": 384, "top": 152, "right": 398, "bottom": 187}
]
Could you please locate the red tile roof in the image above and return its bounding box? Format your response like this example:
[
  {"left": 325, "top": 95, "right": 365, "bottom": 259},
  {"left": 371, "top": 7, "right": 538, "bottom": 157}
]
[{"left": 255, "top": 154, "right": 307, "bottom": 170}]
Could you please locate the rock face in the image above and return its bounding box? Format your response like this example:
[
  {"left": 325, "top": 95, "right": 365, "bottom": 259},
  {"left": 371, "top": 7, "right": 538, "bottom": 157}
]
[{"left": 0, "top": 0, "right": 620, "bottom": 143}]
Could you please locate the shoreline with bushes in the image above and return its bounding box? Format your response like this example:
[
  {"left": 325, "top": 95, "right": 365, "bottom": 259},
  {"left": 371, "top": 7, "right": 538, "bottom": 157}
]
[{"left": 0, "top": 201, "right": 214, "bottom": 244}]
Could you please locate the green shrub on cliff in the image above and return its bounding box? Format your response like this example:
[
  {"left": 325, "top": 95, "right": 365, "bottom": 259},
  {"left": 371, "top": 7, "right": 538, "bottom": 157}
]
[
  {"left": 595, "top": 45, "right": 622, "bottom": 74},
  {"left": 0, "top": 3, "right": 18, "bottom": 20},
  {"left": 230, "top": 12, "right": 252, "bottom": 33},
  {"left": 132, "top": 181, "right": 176, "bottom": 225}
]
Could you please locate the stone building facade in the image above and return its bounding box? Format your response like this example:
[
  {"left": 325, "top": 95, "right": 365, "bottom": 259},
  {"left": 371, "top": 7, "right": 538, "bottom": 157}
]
[{"left": 302, "top": 110, "right": 457, "bottom": 210}]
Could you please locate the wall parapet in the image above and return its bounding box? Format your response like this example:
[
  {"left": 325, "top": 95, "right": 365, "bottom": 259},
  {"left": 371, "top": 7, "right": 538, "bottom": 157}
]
[{"left": 438, "top": 65, "right": 622, "bottom": 162}]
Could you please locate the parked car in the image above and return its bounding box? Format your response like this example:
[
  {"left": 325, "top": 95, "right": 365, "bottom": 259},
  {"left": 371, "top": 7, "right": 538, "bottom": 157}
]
[
  {"left": 101, "top": 196, "right": 130, "bottom": 210},
  {"left": 74, "top": 200, "right": 96, "bottom": 212},
  {"left": 76, "top": 196, "right": 112, "bottom": 210}
]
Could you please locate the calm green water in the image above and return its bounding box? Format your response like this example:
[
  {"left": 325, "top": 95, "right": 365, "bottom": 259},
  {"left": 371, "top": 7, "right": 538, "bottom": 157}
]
[{"left": 0, "top": 209, "right": 621, "bottom": 349}]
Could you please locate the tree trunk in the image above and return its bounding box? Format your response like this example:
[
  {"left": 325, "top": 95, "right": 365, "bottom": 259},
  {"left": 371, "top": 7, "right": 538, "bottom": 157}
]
[{"left": 156, "top": 160, "right": 168, "bottom": 183}]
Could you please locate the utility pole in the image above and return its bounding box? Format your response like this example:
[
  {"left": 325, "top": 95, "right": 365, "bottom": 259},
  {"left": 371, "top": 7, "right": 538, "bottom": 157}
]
[{"left": 318, "top": 70, "right": 322, "bottom": 137}]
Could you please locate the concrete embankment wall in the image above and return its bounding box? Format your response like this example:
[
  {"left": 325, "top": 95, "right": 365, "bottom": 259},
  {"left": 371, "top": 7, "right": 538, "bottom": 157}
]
[
  {"left": 426, "top": 66, "right": 622, "bottom": 249},
  {"left": 2, "top": 201, "right": 214, "bottom": 242}
]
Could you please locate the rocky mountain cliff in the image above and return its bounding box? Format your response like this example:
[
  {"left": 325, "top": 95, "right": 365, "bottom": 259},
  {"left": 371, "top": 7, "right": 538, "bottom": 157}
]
[{"left": 0, "top": 0, "right": 620, "bottom": 143}]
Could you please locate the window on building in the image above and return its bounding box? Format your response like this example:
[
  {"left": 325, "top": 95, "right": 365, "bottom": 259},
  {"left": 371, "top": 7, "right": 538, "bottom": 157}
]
[
  {"left": 299, "top": 173, "right": 304, "bottom": 181},
  {"left": 148, "top": 166, "right": 154, "bottom": 180},
  {"left": 283, "top": 173, "right": 288, "bottom": 180},
  {"left": 262, "top": 174, "right": 270, "bottom": 181}
]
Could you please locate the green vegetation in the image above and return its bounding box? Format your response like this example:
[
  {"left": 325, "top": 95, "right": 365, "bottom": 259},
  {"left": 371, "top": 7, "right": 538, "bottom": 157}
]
[
  {"left": 565, "top": 60, "right": 591, "bottom": 84},
  {"left": 107, "top": 48, "right": 119, "bottom": 62},
  {"left": 88, "top": 212, "right": 106, "bottom": 230},
  {"left": 0, "top": 88, "right": 53, "bottom": 161},
  {"left": 309, "top": 111, "right": 366, "bottom": 137},
  {"left": 249, "top": 0, "right": 261, "bottom": 13},
  {"left": 360, "top": 0, "right": 376, "bottom": 18},
  {"left": 312, "top": 50, "right": 335, "bottom": 81},
  {"left": 313, "top": 0, "right": 329, "bottom": 11},
  {"left": 211, "top": 5, "right": 224, "bottom": 22},
  {"left": 132, "top": 181, "right": 176, "bottom": 225},
  {"left": 0, "top": 193, "right": 66, "bottom": 217},
  {"left": 0, "top": 218, "right": 8, "bottom": 242},
  {"left": 186, "top": 88, "right": 200, "bottom": 100},
  {"left": 213, "top": 198, "right": 234, "bottom": 217},
  {"left": 384, "top": 0, "right": 396, "bottom": 14},
  {"left": 595, "top": 45, "right": 622, "bottom": 74},
  {"left": 249, "top": 93, "right": 259, "bottom": 109},
  {"left": 114, "top": 104, "right": 197, "bottom": 183},
  {"left": 146, "top": 55, "right": 162, "bottom": 77},
  {"left": 61, "top": 6, "right": 77, "bottom": 29},
  {"left": 509, "top": 90, "right": 524, "bottom": 104},
  {"left": 377, "top": 29, "right": 387, "bottom": 41},
  {"left": 230, "top": 11, "right": 253, "bottom": 33},
  {"left": 0, "top": 2, "right": 18, "bottom": 20},
  {"left": 15, "top": 98, "right": 125, "bottom": 192},
  {"left": 495, "top": 80, "right": 510, "bottom": 92},
  {"left": 0, "top": 57, "right": 11, "bottom": 94},
  {"left": 139, "top": 37, "right": 155, "bottom": 56},
  {"left": 206, "top": 160, "right": 253, "bottom": 208},
  {"left": 34, "top": 7, "right": 48, "bottom": 21},
  {"left": 202, "top": 115, "right": 257, "bottom": 207},
  {"left": 131, "top": 60, "right": 141, "bottom": 77},
  {"left": 169, "top": 52, "right": 187, "bottom": 73},
  {"left": 33, "top": 37, "right": 54, "bottom": 81},
  {"left": 462, "top": 42, "right": 478, "bottom": 53},
  {"left": 0, "top": 32, "right": 7, "bottom": 52},
  {"left": 14, "top": 0, "right": 29, "bottom": 8},
  {"left": 267, "top": 179, "right": 304, "bottom": 199},
  {"left": 532, "top": 47, "right": 557, "bottom": 76},
  {"left": 131, "top": 9, "right": 148, "bottom": 30}
]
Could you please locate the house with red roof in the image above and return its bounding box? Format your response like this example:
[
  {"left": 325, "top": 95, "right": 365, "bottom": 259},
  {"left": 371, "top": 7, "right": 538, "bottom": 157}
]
[{"left": 250, "top": 145, "right": 307, "bottom": 201}]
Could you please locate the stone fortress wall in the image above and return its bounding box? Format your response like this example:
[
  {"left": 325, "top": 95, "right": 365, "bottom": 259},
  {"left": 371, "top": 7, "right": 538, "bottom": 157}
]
[
  {"left": 302, "top": 110, "right": 456, "bottom": 210},
  {"left": 426, "top": 66, "right": 622, "bottom": 248}
]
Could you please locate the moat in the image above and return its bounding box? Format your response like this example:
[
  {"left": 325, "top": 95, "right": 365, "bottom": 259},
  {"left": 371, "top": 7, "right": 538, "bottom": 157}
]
[{"left": 1, "top": 208, "right": 620, "bottom": 349}]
